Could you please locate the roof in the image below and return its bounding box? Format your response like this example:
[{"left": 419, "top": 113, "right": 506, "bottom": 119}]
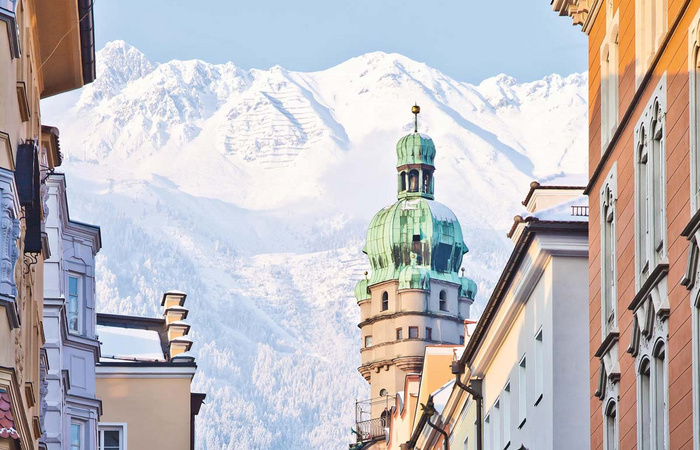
[
  {"left": 396, "top": 133, "right": 435, "bottom": 168},
  {"left": 0, "top": 389, "right": 18, "bottom": 440},
  {"left": 521, "top": 180, "right": 587, "bottom": 207}
]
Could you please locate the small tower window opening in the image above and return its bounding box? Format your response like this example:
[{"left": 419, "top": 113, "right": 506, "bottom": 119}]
[
  {"left": 460, "top": 335, "right": 465, "bottom": 345},
  {"left": 422, "top": 171, "right": 432, "bottom": 194},
  {"left": 381, "top": 291, "right": 389, "bottom": 311},
  {"left": 408, "top": 170, "right": 419, "bottom": 192},
  {"left": 425, "top": 327, "right": 433, "bottom": 341},
  {"left": 400, "top": 171, "right": 407, "bottom": 192},
  {"left": 412, "top": 234, "right": 421, "bottom": 258},
  {"left": 439, "top": 290, "right": 448, "bottom": 311},
  {"left": 409, "top": 326, "right": 418, "bottom": 339},
  {"left": 379, "top": 388, "right": 388, "bottom": 397},
  {"left": 396, "top": 328, "right": 403, "bottom": 340},
  {"left": 365, "top": 335, "right": 373, "bottom": 348}
]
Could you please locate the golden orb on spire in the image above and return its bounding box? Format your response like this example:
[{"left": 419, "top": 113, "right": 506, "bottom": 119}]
[
  {"left": 412, "top": 104, "right": 420, "bottom": 115},
  {"left": 412, "top": 104, "right": 420, "bottom": 132}
]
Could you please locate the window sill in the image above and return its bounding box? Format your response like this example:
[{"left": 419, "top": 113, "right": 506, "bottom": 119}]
[
  {"left": 534, "top": 393, "right": 543, "bottom": 406},
  {"left": 518, "top": 418, "right": 526, "bottom": 429}
]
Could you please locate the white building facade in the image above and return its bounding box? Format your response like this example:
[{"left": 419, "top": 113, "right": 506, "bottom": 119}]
[{"left": 41, "top": 174, "right": 102, "bottom": 450}]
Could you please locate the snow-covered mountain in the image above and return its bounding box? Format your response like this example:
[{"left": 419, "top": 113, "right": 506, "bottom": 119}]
[{"left": 41, "top": 41, "right": 588, "bottom": 449}]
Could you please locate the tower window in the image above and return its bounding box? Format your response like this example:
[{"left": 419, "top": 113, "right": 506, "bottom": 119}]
[
  {"left": 422, "top": 171, "right": 432, "bottom": 194},
  {"left": 409, "top": 326, "right": 418, "bottom": 339},
  {"left": 401, "top": 172, "right": 407, "bottom": 191},
  {"left": 460, "top": 335, "right": 465, "bottom": 345},
  {"left": 408, "top": 170, "right": 419, "bottom": 192},
  {"left": 381, "top": 291, "right": 389, "bottom": 311},
  {"left": 396, "top": 328, "right": 403, "bottom": 340},
  {"left": 365, "top": 336, "right": 373, "bottom": 348},
  {"left": 425, "top": 327, "right": 433, "bottom": 341},
  {"left": 439, "top": 290, "right": 448, "bottom": 311}
]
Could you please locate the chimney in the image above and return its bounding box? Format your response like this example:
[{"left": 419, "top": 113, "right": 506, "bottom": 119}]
[{"left": 161, "top": 290, "right": 193, "bottom": 360}]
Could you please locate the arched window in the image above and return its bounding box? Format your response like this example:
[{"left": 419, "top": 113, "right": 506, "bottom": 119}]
[
  {"left": 422, "top": 171, "right": 432, "bottom": 194},
  {"left": 439, "top": 290, "right": 447, "bottom": 311},
  {"left": 381, "top": 291, "right": 389, "bottom": 311},
  {"left": 604, "top": 400, "right": 618, "bottom": 450},
  {"left": 400, "top": 172, "right": 407, "bottom": 192},
  {"left": 638, "top": 358, "right": 652, "bottom": 450},
  {"left": 408, "top": 170, "right": 419, "bottom": 192},
  {"left": 652, "top": 341, "right": 668, "bottom": 449}
]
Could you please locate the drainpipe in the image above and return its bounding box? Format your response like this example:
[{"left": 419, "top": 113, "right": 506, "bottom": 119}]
[
  {"left": 423, "top": 398, "right": 449, "bottom": 450},
  {"left": 451, "top": 360, "right": 483, "bottom": 450}
]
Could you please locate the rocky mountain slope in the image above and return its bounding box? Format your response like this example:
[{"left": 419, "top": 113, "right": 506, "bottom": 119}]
[{"left": 41, "top": 41, "right": 588, "bottom": 449}]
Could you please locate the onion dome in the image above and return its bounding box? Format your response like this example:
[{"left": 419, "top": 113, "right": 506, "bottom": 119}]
[
  {"left": 355, "top": 278, "right": 371, "bottom": 301},
  {"left": 355, "top": 106, "right": 470, "bottom": 301},
  {"left": 396, "top": 133, "right": 436, "bottom": 168}
]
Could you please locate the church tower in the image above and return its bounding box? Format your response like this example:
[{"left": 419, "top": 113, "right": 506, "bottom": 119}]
[{"left": 355, "top": 106, "right": 477, "bottom": 404}]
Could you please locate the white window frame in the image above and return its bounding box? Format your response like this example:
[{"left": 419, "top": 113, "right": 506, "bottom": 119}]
[
  {"left": 635, "top": 0, "right": 668, "bottom": 85},
  {"left": 634, "top": 76, "right": 667, "bottom": 289},
  {"left": 67, "top": 273, "right": 83, "bottom": 334},
  {"left": 364, "top": 335, "right": 372, "bottom": 348},
  {"left": 70, "top": 421, "right": 83, "bottom": 450},
  {"left": 99, "top": 423, "right": 127, "bottom": 450},
  {"left": 534, "top": 328, "right": 544, "bottom": 405},
  {"left": 503, "top": 382, "right": 511, "bottom": 447},
  {"left": 484, "top": 413, "right": 491, "bottom": 450},
  {"left": 601, "top": 164, "right": 618, "bottom": 337},
  {"left": 518, "top": 355, "right": 527, "bottom": 428},
  {"left": 601, "top": 10, "right": 619, "bottom": 147},
  {"left": 603, "top": 399, "right": 619, "bottom": 450},
  {"left": 689, "top": 9, "right": 700, "bottom": 213},
  {"left": 492, "top": 399, "right": 501, "bottom": 450}
]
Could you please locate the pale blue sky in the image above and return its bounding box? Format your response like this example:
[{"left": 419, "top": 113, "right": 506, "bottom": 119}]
[{"left": 95, "top": 0, "right": 586, "bottom": 83}]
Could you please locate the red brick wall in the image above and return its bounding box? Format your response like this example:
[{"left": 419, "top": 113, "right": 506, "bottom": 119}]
[{"left": 586, "top": 1, "right": 698, "bottom": 448}]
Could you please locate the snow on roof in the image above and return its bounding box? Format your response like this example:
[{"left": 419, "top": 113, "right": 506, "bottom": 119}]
[
  {"left": 166, "top": 305, "right": 189, "bottom": 312},
  {"left": 165, "top": 289, "right": 186, "bottom": 295},
  {"left": 431, "top": 379, "right": 456, "bottom": 415},
  {"left": 97, "top": 324, "right": 165, "bottom": 362},
  {"left": 532, "top": 194, "right": 588, "bottom": 222},
  {"left": 171, "top": 351, "right": 196, "bottom": 361},
  {"left": 171, "top": 336, "right": 193, "bottom": 344},
  {"left": 167, "top": 320, "right": 190, "bottom": 328}
]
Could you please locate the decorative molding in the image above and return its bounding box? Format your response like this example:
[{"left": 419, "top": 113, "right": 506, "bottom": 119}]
[
  {"left": 551, "top": 0, "right": 603, "bottom": 34},
  {"left": 358, "top": 310, "right": 464, "bottom": 328}
]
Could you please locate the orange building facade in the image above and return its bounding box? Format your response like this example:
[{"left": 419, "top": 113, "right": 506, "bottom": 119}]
[{"left": 553, "top": 0, "right": 700, "bottom": 448}]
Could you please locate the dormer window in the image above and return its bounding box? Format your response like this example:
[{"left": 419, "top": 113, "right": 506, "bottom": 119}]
[
  {"left": 439, "top": 290, "right": 448, "bottom": 311},
  {"left": 68, "top": 275, "right": 82, "bottom": 334},
  {"left": 381, "top": 291, "right": 389, "bottom": 311}
]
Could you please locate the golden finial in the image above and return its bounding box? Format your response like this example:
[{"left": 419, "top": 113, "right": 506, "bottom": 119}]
[
  {"left": 364, "top": 271, "right": 368, "bottom": 280},
  {"left": 412, "top": 104, "right": 420, "bottom": 132}
]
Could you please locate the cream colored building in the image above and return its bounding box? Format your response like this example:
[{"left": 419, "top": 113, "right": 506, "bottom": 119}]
[
  {"left": 406, "top": 183, "right": 590, "bottom": 450},
  {"left": 95, "top": 291, "right": 205, "bottom": 450},
  {"left": 0, "top": 1, "right": 95, "bottom": 449}
]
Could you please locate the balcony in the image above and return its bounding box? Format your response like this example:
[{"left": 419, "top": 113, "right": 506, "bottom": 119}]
[{"left": 354, "top": 395, "right": 394, "bottom": 443}]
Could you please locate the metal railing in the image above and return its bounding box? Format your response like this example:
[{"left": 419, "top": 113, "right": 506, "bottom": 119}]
[
  {"left": 571, "top": 205, "right": 589, "bottom": 217},
  {"left": 355, "top": 417, "right": 387, "bottom": 441}
]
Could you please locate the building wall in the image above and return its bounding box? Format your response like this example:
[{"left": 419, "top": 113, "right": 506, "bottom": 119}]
[
  {"left": 582, "top": 1, "right": 698, "bottom": 449},
  {"left": 96, "top": 376, "right": 192, "bottom": 450}
]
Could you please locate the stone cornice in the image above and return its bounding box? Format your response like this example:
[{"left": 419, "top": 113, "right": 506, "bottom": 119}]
[
  {"left": 551, "top": 0, "right": 603, "bottom": 34},
  {"left": 358, "top": 310, "right": 464, "bottom": 328}
]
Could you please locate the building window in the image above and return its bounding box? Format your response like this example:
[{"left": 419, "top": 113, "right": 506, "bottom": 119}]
[
  {"left": 518, "top": 356, "right": 527, "bottom": 428},
  {"left": 634, "top": 78, "right": 666, "bottom": 287},
  {"left": 493, "top": 399, "right": 501, "bottom": 450},
  {"left": 459, "top": 335, "right": 465, "bottom": 345},
  {"left": 396, "top": 328, "right": 403, "bottom": 340},
  {"left": 408, "top": 326, "right": 418, "bottom": 339},
  {"left": 604, "top": 401, "right": 618, "bottom": 450},
  {"left": 439, "top": 290, "right": 447, "bottom": 311},
  {"left": 408, "top": 170, "right": 419, "bottom": 192},
  {"left": 364, "top": 335, "right": 373, "bottom": 348},
  {"left": 638, "top": 358, "right": 652, "bottom": 450},
  {"left": 535, "top": 328, "right": 543, "bottom": 405},
  {"left": 503, "top": 382, "right": 511, "bottom": 446},
  {"left": 484, "top": 414, "right": 490, "bottom": 450},
  {"left": 635, "top": 0, "right": 667, "bottom": 83},
  {"left": 381, "top": 291, "right": 389, "bottom": 311},
  {"left": 601, "top": 165, "right": 618, "bottom": 336},
  {"left": 68, "top": 274, "right": 82, "bottom": 333},
  {"left": 71, "top": 422, "right": 82, "bottom": 450},
  {"left": 425, "top": 327, "right": 432, "bottom": 341},
  {"left": 652, "top": 342, "right": 668, "bottom": 449},
  {"left": 601, "top": 12, "right": 619, "bottom": 147},
  {"left": 99, "top": 424, "right": 125, "bottom": 450}
]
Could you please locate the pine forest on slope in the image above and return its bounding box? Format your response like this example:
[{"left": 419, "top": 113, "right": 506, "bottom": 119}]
[{"left": 41, "top": 41, "right": 588, "bottom": 449}]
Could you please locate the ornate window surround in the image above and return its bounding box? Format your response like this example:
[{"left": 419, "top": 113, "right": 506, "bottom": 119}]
[
  {"left": 0, "top": 167, "right": 20, "bottom": 329},
  {"left": 635, "top": 0, "right": 668, "bottom": 86},
  {"left": 601, "top": 7, "right": 619, "bottom": 147},
  {"left": 634, "top": 75, "right": 667, "bottom": 289},
  {"left": 601, "top": 163, "right": 618, "bottom": 338}
]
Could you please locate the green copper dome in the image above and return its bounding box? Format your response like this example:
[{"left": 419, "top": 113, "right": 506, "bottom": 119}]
[
  {"left": 362, "top": 198, "right": 468, "bottom": 291},
  {"left": 396, "top": 133, "right": 436, "bottom": 168}
]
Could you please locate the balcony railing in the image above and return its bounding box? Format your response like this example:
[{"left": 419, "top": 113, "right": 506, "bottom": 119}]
[
  {"left": 571, "top": 205, "right": 589, "bottom": 217},
  {"left": 355, "top": 417, "right": 387, "bottom": 442}
]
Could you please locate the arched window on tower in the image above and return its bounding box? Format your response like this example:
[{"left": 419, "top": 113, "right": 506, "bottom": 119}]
[
  {"left": 439, "top": 290, "right": 448, "bottom": 311},
  {"left": 381, "top": 292, "right": 389, "bottom": 311},
  {"left": 408, "top": 170, "right": 419, "bottom": 192},
  {"left": 400, "top": 172, "right": 407, "bottom": 192},
  {"left": 422, "top": 171, "right": 432, "bottom": 194}
]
